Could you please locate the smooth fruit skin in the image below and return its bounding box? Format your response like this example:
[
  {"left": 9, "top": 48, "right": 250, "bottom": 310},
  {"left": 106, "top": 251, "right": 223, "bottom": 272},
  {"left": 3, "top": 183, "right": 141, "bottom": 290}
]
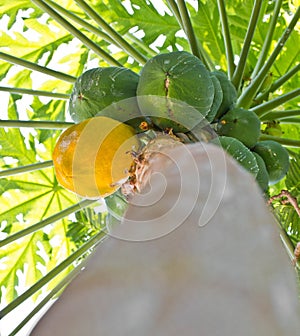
[
  {"left": 53, "top": 116, "right": 139, "bottom": 198},
  {"left": 253, "top": 140, "right": 289, "bottom": 185},
  {"left": 69, "top": 67, "right": 143, "bottom": 129},
  {"left": 206, "top": 73, "right": 223, "bottom": 123},
  {"left": 211, "top": 71, "right": 237, "bottom": 121},
  {"left": 252, "top": 152, "right": 269, "bottom": 191},
  {"left": 211, "top": 136, "right": 259, "bottom": 177},
  {"left": 137, "top": 51, "right": 214, "bottom": 132},
  {"left": 217, "top": 107, "right": 261, "bottom": 148}
]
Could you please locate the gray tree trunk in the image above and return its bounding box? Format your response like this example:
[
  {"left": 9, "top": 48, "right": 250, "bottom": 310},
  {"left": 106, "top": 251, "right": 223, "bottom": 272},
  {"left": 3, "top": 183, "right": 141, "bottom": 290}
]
[{"left": 31, "top": 143, "right": 300, "bottom": 335}]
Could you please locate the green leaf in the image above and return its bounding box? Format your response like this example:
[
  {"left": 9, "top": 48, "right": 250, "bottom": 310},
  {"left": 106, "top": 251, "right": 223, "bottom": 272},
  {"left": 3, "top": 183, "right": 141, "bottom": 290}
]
[
  {"left": 92, "top": 0, "right": 180, "bottom": 54},
  {"left": 191, "top": 1, "right": 225, "bottom": 67},
  {"left": 0, "top": 0, "right": 42, "bottom": 29},
  {"left": 286, "top": 154, "right": 300, "bottom": 193},
  {"left": 0, "top": 230, "right": 48, "bottom": 302}
]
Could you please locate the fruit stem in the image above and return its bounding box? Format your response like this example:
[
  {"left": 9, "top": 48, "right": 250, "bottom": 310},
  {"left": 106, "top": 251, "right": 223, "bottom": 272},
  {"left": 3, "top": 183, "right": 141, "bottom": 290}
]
[
  {"left": 0, "top": 227, "right": 105, "bottom": 320},
  {"left": 236, "top": 6, "right": 300, "bottom": 108},
  {"left": 231, "top": 0, "right": 263, "bottom": 90},
  {"left": 31, "top": 0, "right": 122, "bottom": 67},
  {"left": 216, "top": 0, "right": 235, "bottom": 79},
  {"left": 0, "top": 120, "right": 74, "bottom": 129},
  {"left": 251, "top": 88, "right": 300, "bottom": 117},
  {"left": 0, "top": 52, "right": 76, "bottom": 83},
  {"left": 0, "top": 161, "right": 53, "bottom": 178},
  {"left": 260, "top": 109, "right": 300, "bottom": 121},
  {"left": 251, "top": 0, "right": 283, "bottom": 79},
  {"left": 74, "top": 0, "right": 148, "bottom": 65},
  {"left": 255, "top": 63, "right": 300, "bottom": 103},
  {"left": 0, "top": 86, "right": 70, "bottom": 99},
  {"left": 259, "top": 134, "right": 300, "bottom": 148}
]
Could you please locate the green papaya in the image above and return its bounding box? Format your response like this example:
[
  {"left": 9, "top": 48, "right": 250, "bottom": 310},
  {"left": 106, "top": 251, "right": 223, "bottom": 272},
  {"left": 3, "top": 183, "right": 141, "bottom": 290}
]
[
  {"left": 253, "top": 140, "right": 289, "bottom": 184},
  {"left": 206, "top": 73, "right": 223, "bottom": 123},
  {"left": 137, "top": 51, "right": 215, "bottom": 132},
  {"left": 211, "top": 136, "right": 259, "bottom": 177},
  {"left": 217, "top": 107, "right": 261, "bottom": 148},
  {"left": 252, "top": 152, "right": 269, "bottom": 191},
  {"left": 69, "top": 67, "right": 143, "bottom": 130},
  {"left": 211, "top": 71, "right": 237, "bottom": 121}
]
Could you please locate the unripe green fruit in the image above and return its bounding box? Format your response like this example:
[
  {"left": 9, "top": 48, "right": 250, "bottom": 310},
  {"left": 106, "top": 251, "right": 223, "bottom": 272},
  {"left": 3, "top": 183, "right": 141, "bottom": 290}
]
[
  {"left": 211, "top": 136, "right": 259, "bottom": 177},
  {"left": 206, "top": 73, "right": 223, "bottom": 123},
  {"left": 211, "top": 71, "right": 237, "bottom": 121},
  {"left": 137, "top": 51, "right": 214, "bottom": 132},
  {"left": 253, "top": 140, "right": 289, "bottom": 184},
  {"left": 217, "top": 107, "right": 261, "bottom": 148},
  {"left": 68, "top": 67, "right": 143, "bottom": 130},
  {"left": 252, "top": 152, "right": 269, "bottom": 191}
]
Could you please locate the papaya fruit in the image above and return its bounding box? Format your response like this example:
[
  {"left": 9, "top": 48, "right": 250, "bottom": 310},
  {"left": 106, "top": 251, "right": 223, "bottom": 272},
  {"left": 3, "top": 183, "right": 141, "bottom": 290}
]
[
  {"left": 253, "top": 140, "right": 289, "bottom": 184},
  {"left": 211, "top": 136, "right": 259, "bottom": 177},
  {"left": 211, "top": 71, "right": 237, "bottom": 121},
  {"left": 217, "top": 107, "right": 261, "bottom": 148},
  {"left": 137, "top": 51, "right": 214, "bottom": 132},
  {"left": 68, "top": 67, "right": 143, "bottom": 130},
  {"left": 252, "top": 152, "right": 269, "bottom": 191},
  {"left": 206, "top": 73, "right": 223, "bottom": 123},
  {"left": 52, "top": 116, "right": 139, "bottom": 198}
]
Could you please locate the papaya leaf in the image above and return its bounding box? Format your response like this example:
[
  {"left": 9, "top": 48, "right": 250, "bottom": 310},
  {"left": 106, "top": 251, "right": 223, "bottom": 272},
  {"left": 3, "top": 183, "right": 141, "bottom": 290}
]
[
  {"left": 0, "top": 229, "right": 49, "bottom": 302},
  {"left": 191, "top": 1, "right": 225, "bottom": 67},
  {"left": 0, "top": 0, "right": 42, "bottom": 29},
  {"left": 270, "top": 153, "right": 300, "bottom": 244},
  {"left": 280, "top": 125, "right": 300, "bottom": 153},
  {"left": 29, "top": 99, "right": 67, "bottom": 121},
  {"left": 92, "top": 0, "right": 180, "bottom": 54},
  {"left": 278, "top": 205, "right": 300, "bottom": 243},
  {"left": 0, "top": 185, "right": 78, "bottom": 302},
  {"left": 66, "top": 207, "right": 106, "bottom": 248},
  {"left": 286, "top": 153, "right": 300, "bottom": 193}
]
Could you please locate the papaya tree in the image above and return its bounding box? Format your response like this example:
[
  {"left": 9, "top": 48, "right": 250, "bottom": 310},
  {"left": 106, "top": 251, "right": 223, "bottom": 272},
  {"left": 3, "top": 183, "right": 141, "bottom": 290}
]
[{"left": 0, "top": 0, "right": 299, "bottom": 335}]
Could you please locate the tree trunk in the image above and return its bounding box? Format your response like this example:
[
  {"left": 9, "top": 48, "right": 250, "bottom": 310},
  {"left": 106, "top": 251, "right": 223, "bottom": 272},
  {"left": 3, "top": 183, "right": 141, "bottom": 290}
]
[{"left": 31, "top": 143, "right": 300, "bottom": 335}]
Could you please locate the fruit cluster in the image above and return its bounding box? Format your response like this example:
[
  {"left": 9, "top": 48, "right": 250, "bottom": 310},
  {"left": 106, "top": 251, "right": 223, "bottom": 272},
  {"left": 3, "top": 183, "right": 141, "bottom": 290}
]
[{"left": 53, "top": 51, "right": 289, "bottom": 198}]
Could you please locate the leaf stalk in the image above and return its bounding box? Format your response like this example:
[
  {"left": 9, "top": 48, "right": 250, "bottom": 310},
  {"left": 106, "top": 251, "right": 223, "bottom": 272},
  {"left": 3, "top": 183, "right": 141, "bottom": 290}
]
[
  {"left": 251, "top": 0, "right": 283, "bottom": 78},
  {"left": 0, "top": 52, "right": 76, "bottom": 83},
  {"left": 0, "top": 229, "right": 105, "bottom": 319},
  {"left": 231, "top": 0, "right": 263, "bottom": 90},
  {"left": 0, "top": 199, "right": 96, "bottom": 248},
  {"left": 0, "top": 161, "right": 53, "bottom": 178},
  {"left": 237, "top": 6, "right": 300, "bottom": 108},
  {"left": 259, "top": 134, "right": 300, "bottom": 147},
  {"left": 74, "top": 0, "right": 148, "bottom": 65},
  {"left": 31, "top": 0, "right": 122, "bottom": 66},
  {"left": 0, "top": 120, "right": 74, "bottom": 129},
  {"left": 216, "top": 0, "right": 235, "bottom": 78},
  {"left": 0, "top": 86, "right": 70, "bottom": 99},
  {"left": 251, "top": 88, "right": 300, "bottom": 116}
]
